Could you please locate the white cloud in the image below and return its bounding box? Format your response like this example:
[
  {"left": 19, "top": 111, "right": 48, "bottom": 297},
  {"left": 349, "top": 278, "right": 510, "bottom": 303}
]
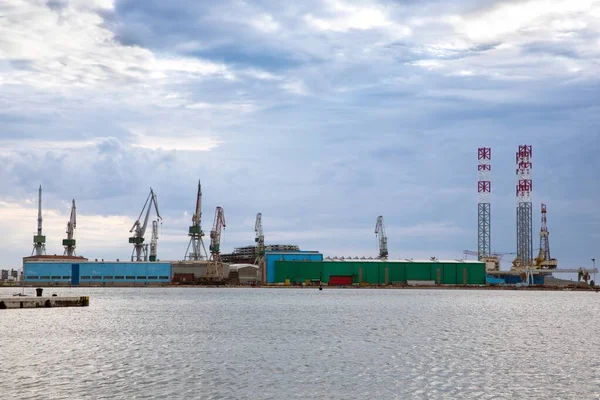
[
  {"left": 281, "top": 79, "right": 310, "bottom": 96},
  {"left": 0, "top": 0, "right": 230, "bottom": 91},
  {"left": 129, "top": 129, "right": 222, "bottom": 152},
  {"left": 304, "top": 0, "right": 410, "bottom": 35},
  {"left": 249, "top": 14, "right": 280, "bottom": 33}
]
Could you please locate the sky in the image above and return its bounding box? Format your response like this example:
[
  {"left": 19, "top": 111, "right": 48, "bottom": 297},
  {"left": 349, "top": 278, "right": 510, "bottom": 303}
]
[{"left": 0, "top": 0, "right": 599, "bottom": 271}]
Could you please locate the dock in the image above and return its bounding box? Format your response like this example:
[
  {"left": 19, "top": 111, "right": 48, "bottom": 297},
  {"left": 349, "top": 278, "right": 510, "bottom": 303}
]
[{"left": 0, "top": 296, "right": 89, "bottom": 309}]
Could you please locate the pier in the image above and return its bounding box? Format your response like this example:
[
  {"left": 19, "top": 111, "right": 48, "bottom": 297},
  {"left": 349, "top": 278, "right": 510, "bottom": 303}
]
[{"left": 0, "top": 295, "right": 89, "bottom": 309}]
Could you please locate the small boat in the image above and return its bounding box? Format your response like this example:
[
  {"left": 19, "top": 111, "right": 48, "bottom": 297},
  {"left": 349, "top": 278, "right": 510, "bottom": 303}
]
[{"left": 12, "top": 293, "right": 27, "bottom": 297}]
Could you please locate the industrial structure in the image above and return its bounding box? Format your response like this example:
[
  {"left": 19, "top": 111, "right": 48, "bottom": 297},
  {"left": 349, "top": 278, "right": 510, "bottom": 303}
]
[
  {"left": 477, "top": 147, "right": 491, "bottom": 259},
  {"left": 274, "top": 259, "right": 486, "bottom": 286},
  {"left": 184, "top": 180, "right": 207, "bottom": 261},
  {"left": 129, "top": 188, "right": 161, "bottom": 262},
  {"left": 149, "top": 220, "right": 159, "bottom": 262},
  {"left": 32, "top": 185, "right": 46, "bottom": 256},
  {"left": 515, "top": 145, "right": 533, "bottom": 268},
  {"left": 254, "top": 213, "right": 266, "bottom": 282},
  {"left": 23, "top": 260, "right": 171, "bottom": 286},
  {"left": 62, "top": 199, "right": 76, "bottom": 257},
  {"left": 221, "top": 244, "right": 300, "bottom": 264},
  {"left": 534, "top": 203, "right": 557, "bottom": 269},
  {"left": 375, "top": 216, "right": 388, "bottom": 260},
  {"left": 207, "top": 206, "right": 226, "bottom": 279}
]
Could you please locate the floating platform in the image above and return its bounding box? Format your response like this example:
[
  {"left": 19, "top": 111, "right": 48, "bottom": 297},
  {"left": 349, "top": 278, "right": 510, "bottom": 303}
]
[{"left": 0, "top": 296, "right": 89, "bottom": 309}]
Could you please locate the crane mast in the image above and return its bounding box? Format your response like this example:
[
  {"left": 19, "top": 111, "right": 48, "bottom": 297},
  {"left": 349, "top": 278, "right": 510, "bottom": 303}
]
[
  {"left": 149, "top": 220, "right": 159, "bottom": 262},
  {"left": 254, "top": 213, "right": 265, "bottom": 282},
  {"left": 63, "top": 199, "right": 77, "bottom": 257},
  {"left": 129, "top": 188, "right": 161, "bottom": 262},
  {"left": 207, "top": 206, "right": 226, "bottom": 278},
  {"left": 32, "top": 185, "right": 46, "bottom": 256},
  {"left": 375, "top": 216, "right": 388, "bottom": 260},
  {"left": 185, "top": 180, "right": 207, "bottom": 260}
]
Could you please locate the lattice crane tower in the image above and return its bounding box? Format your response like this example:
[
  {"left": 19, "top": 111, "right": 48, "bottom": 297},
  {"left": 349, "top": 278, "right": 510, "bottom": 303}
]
[
  {"left": 32, "top": 185, "right": 46, "bottom": 256},
  {"left": 515, "top": 145, "right": 533, "bottom": 267},
  {"left": 477, "top": 148, "right": 491, "bottom": 259}
]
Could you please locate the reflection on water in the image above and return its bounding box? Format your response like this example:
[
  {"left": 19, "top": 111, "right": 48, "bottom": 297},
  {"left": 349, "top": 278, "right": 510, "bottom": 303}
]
[{"left": 1, "top": 287, "right": 599, "bottom": 399}]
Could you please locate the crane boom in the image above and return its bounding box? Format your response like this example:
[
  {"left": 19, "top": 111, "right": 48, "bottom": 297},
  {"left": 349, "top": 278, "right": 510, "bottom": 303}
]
[
  {"left": 129, "top": 188, "right": 161, "bottom": 261},
  {"left": 63, "top": 199, "right": 77, "bottom": 256},
  {"left": 375, "top": 216, "right": 388, "bottom": 260}
]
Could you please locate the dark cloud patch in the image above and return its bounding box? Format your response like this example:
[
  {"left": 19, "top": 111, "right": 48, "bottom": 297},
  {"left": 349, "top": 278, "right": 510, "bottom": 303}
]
[
  {"left": 521, "top": 42, "right": 581, "bottom": 59},
  {"left": 8, "top": 59, "right": 34, "bottom": 70},
  {"left": 46, "top": 0, "right": 68, "bottom": 12}
]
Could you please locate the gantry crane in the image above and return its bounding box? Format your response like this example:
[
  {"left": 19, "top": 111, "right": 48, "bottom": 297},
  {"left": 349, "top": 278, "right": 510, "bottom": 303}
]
[
  {"left": 32, "top": 185, "right": 46, "bottom": 256},
  {"left": 254, "top": 213, "right": 265, "bottom": 282},
  {"left": 62, "top": 199, "right": 76, "bottom": 256},
  {"left": 206, "top": 206, "right": 226, "bottom": 278},
  {"left": 534, "top": 203, "right": 558, "bottom": 269},
  {"left": 149, "top": 220, "right": 159, "bottom": 262},
  {"left": 185, "top": 180, "right": 208, "bottom": 260},
  {"left": 375, "top": 216, "right": 388, "bottom": 260},
  {"left": 129, "top": 188, "right": 161, "bottom": 262}
]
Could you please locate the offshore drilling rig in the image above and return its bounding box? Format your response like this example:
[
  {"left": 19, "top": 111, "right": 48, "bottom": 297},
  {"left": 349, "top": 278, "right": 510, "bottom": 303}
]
[{"left": 534, "top": 203, "right": 557, "bottom": 269}]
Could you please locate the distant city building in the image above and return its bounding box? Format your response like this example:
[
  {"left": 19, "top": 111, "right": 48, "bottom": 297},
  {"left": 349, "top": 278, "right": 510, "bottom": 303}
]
[{"left": 1, "top": 270, "right": 8, "bottom": 280}]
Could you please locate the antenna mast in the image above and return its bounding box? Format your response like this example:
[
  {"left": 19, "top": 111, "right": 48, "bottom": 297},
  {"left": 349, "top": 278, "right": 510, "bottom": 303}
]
[{"left": 477, "top": 147, "right": 491, "bottom": 260}]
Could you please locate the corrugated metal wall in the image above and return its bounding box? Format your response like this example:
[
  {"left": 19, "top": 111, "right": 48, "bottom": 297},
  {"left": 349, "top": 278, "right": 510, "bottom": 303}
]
[
  {"left": 274, "top": 261, "right": 486, "bottom": 285},
  {"left": 265, "top": 252, "right": 323, "bottom": 283},
  {"left": 24, "top": 262, "right": 172, "bottom": 285}
]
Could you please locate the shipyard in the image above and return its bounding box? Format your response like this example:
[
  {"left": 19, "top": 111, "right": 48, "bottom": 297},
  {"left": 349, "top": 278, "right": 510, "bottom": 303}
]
[{"left": 2, "top": 146, "right": 595, "bottom": 291}]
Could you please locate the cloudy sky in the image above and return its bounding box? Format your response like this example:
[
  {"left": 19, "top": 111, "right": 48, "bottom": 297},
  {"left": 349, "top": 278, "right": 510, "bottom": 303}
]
[{"left": 1, "top": 0, "right": 598, "bottom": 270}]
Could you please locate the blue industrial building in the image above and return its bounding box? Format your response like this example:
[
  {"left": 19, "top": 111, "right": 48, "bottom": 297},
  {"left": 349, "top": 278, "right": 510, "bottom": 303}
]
[
  {"left": 23, "top": 261, "right": 171, "bottom": 286},
  {"left": 265, "top": 251, "right": 322, "bottom": 283}
]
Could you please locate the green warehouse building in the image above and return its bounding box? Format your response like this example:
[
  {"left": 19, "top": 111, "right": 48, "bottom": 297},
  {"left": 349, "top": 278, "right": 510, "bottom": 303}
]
[{"left": 274, "top": 259, "right": 486, "bottom": 286}]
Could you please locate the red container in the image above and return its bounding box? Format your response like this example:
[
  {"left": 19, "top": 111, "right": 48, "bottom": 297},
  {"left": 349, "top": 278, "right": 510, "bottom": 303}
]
[{"left": 329, "top": 275, "right": 353, "bottom": 286}]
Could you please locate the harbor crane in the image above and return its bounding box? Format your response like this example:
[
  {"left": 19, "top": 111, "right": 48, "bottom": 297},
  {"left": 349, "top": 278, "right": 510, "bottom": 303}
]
[
  {"left": 185, "top": 180, "right": 208, "bottom": 260},
  {"left": 254, "top": 213, "right": 265, "bottom": 282},
  {"left": 149, "top": 220, "right": 159, "bottom": 262},
  {"left": 32, "top": 185, "right": 46, "bottom": 256},
  {"left": 129, "top": 188, "right": 161, "bottom": 262},
  {"left": 375, "top": 216, "right": 388, "bottom": 260},
  {"left": 62, "top": 199, "right": 77, "bottom": 256},
  {"left": 207, "top": 206, "right": 226, "bottom": 278}
]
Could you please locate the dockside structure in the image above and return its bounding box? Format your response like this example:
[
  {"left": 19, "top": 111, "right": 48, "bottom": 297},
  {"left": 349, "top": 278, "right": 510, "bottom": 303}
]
[
  {"left": 23, "top": 261, "right": 171, "bottom": 286},
  {"left": 274, "top": 260, "right": 486, "bottom": 286}
]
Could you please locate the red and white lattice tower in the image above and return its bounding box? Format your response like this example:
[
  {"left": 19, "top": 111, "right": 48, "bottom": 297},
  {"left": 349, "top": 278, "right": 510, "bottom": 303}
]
[
  {"left": 477, "top": 148, "right": 491, "bottom": 259},
  {"left": 516, "top": 145, "right": 533, "bottom": 266}
]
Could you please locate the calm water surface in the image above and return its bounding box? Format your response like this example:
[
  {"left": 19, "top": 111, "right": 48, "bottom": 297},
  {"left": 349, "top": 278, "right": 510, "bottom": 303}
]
[{"left": 1, "top": 287, "right": 599, "bottom": 399}]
